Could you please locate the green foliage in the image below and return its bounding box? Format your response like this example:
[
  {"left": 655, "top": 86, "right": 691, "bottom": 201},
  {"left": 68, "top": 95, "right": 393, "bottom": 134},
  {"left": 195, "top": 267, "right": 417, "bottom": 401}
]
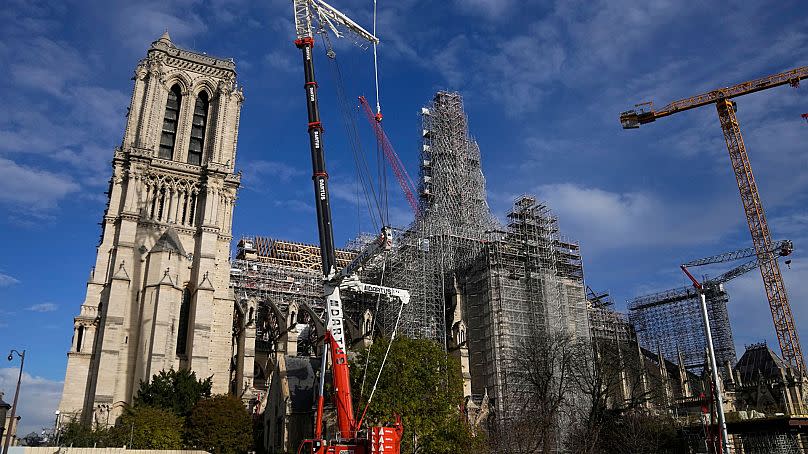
[
  {"left": 59, "top": 420, "right": 111, "bottom": 448},
  {"left": 134, "top": 368, "right": 212, "bottom": 417},
  {"left": 185, "top": 394, "right": 253, "bottom": 454},
  {"left": 350, "top": 336, "right": 485, "bottom": 454},
  {"left": 108, "top": 405, "right": 184, "bottom": 450}
]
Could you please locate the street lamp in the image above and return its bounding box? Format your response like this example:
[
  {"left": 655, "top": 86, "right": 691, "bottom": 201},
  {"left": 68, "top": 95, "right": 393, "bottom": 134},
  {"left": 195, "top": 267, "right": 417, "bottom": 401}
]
[
  {"left": 53, "top": 410, "right": 61, "bottom": 447},
  {"left": 2, "top": 350, "right": 25, "bottom": 454}
]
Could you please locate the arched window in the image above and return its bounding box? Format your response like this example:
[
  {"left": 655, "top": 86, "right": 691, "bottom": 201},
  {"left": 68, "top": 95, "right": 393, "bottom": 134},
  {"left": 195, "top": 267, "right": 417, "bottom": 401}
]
[
  {"left": 188, "top": 91, "right": 209, "bottom": 165},
  {"left": 76, "top": 325, "right": 85, "bottom": 353},
  {"left": 160, "top": 85, "right": 182, "bottom": 159},
  {"left": 176, "top": 288, "right": 191, "bottom": 355}
]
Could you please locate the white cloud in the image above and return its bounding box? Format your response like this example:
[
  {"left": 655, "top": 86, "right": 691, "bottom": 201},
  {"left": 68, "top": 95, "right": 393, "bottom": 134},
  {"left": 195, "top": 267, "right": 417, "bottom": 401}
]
[
  {"left": 453, "top": 0, "right": 514, "bottom": 18},
  {"left": 241, "top": 159, "right": 305, "bottom": 187},
  {"left": 272, "top": 198, "right": 314, "bottom": 213},
  {"left": 263, "top": 49, "right": 297, "bottom": 74},
  {"left": 27, "top": 303, "right": 58, "bottom": 313},
  {"left": 114, "top": 6, "right": 207, "bottom": 52},
  {"left": 513, "top": 183, "right": 741, "bottom": 254},
  {"left": 0, "top": 368, "right": 63, "bottom": 437},
  {"left": 0, "top": 272, "right": 19, "bottom": 287},
  {"left": 0, "top": 158, "right": 80, "bottom": 214},
  {"left": 9, "top": 37, "right": 88, "bottom": 97}
]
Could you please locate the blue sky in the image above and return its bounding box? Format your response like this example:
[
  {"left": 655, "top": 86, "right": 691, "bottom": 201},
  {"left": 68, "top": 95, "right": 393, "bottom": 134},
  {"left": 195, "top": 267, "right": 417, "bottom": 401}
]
[{"left": 0, "top": 0, "right": 806, "bottom": 435}]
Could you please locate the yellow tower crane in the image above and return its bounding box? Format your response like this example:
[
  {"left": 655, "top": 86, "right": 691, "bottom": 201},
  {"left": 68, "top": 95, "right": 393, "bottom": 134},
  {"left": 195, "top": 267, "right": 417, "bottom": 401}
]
[{"left": 620, "top": 66, "right": 808, "bottom": 374}]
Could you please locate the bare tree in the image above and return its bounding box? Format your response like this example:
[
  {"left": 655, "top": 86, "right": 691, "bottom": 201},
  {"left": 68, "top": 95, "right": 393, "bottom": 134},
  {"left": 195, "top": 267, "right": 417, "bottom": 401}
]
[{"left": 493, "top": 330, "right": 581, "bottom": 453}]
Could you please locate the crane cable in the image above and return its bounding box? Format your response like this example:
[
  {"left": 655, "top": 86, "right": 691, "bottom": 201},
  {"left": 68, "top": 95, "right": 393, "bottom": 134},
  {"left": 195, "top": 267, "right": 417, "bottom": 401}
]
[
  {"left": 372, "top": 0, "right": 381, "bottom": 117},
  {"left": 359, "top": 259, "right": 386, "bottom": 400},
  {"left": 317, "top": 28, "right": 384, "bottom": 231},
  {"left": 371, "top": 0, "right": 390, "bottom": 224},
  {"left": 356, "top": 260, "right": 407, "bottom": 431}
]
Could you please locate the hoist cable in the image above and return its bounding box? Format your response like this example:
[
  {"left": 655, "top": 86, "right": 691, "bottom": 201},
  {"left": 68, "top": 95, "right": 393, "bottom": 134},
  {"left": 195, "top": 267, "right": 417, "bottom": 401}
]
[
  {"left": 372, "top": 0, "right": 381, "bottom": 115},
  {"left": 316, "top": 31, "right": 384, "bottom": 231},
  {"left": 356, "top": 262, "right": 407, "bottom": 430},
  {"left": 358, "top": 258, "right": 387, "bottom": 401}
]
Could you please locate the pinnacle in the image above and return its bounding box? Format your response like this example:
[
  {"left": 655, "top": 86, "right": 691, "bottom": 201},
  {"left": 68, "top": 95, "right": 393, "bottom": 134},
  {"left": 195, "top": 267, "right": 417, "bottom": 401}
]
[{"left": 159, "top": 29, "right": 172, "bottom": 43}]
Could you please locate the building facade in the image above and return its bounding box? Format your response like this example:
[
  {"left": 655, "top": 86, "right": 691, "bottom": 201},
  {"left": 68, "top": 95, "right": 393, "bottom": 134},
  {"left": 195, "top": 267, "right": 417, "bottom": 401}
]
[{"left": 58, "top": 32, "right": 243, "bottom": 425}]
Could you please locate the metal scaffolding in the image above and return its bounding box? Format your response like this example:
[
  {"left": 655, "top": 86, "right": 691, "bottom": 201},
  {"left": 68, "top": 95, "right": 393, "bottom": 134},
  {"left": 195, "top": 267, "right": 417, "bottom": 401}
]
[
  {"left": 628, "top": 285, "right": 736, "bottom": 375},
  {"left": 457, "top": 195, "right": 590, "bottom": 420},
  {"left": 229, "top": 237, "right": 359, "bottom": 389},
  {"left": 362, "top": 91, "right": 499, "bottom": 342},
  {"left": 229, "top": 92, "right": 591, "bottom": 424}
]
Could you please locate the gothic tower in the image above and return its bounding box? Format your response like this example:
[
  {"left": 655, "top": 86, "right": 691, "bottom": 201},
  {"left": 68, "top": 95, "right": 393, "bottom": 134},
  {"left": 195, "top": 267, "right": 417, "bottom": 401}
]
[{"left": 58, "top": 32, "right": 244, "bottom": 425}]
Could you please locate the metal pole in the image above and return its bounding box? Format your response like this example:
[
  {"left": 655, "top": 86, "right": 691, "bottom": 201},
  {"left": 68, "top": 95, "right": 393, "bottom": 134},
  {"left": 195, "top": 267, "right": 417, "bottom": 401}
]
[
  {"left": 3, "top": 350, "right": 25, "bottom": 454},
  {"left": 699, "top": 294, "right": 729, "bottom": 454}
]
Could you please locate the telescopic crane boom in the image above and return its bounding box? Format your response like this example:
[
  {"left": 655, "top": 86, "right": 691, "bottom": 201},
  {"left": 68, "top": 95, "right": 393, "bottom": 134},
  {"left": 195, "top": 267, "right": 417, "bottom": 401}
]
[
  {"left": 621, "top": 66, "right": 808, "bottom": 374},
  {"left": 291, "top": 2, "right": 404, "bottom": 453}
]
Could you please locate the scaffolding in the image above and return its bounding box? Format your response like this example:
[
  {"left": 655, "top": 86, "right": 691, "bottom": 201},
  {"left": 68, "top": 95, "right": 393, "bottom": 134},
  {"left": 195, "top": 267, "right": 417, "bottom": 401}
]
[
  {"left": 229, "top": 92, "right": 591, "bottom": 428},
  {"left": 628, "top": 285, "right": 736, "bottom": 375},
  {"left": 229, "top": 237, "right": 359, "bottom": 389},
  {"left": 589, "top": 303, "right": 635, "bottom": 344},
  {"left": 361, "top": 91, "right": 499, "bottom": 342}
]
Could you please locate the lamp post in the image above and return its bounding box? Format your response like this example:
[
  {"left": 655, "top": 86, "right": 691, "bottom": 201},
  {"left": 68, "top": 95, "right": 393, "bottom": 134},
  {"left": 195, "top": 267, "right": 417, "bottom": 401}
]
[
  {"left": 3, "top": 350, "right": 25, "bottom": 454},
  {"left": 53, "top": 410, "right": 60, "bottom": 447}
]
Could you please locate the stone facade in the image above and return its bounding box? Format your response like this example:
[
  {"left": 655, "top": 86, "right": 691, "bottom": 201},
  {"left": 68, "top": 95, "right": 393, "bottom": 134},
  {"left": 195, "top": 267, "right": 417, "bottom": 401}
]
[{"left": 58, "top": 32, "right": 243, "bottom": 426}]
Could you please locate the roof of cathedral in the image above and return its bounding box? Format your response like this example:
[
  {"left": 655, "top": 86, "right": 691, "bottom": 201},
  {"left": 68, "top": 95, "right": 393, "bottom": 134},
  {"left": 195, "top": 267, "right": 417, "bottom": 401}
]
[
  {"left": 735, "top": 342, "right": 791, "bottom": 382},
  {"left": 151, "top": 227, "right": 187, "bottom": 257}
]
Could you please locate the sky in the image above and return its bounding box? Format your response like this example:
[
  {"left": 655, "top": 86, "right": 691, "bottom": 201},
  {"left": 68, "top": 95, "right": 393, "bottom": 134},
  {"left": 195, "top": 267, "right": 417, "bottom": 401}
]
[{"left": 0, "top": 0, "right": 806, "bottom": 436}]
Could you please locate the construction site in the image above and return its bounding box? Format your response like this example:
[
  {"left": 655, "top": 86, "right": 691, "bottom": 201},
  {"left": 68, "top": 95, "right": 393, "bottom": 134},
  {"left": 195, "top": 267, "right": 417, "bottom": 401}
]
[
  {"left": 40, "top": 1, "right": 807, "bottom": 453},
  {"left": 231, "top": 74, "right": 808, "bottom": 454},
  {"left": 224, "top": 10, "right": 808, "bottom": 449},
  {"left": 230, "top": 92, "right": 591, "bottom": 448}
]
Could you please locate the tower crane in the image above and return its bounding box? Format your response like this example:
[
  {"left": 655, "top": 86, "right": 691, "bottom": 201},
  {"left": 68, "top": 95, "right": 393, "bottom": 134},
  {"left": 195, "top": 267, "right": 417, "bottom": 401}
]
[
  {"left": 620, "top": 66, "right": 808, "bottom": 374},
  {"left": 291, "top": 1, "right": 406, "bottom": 453},
  {"left": 680, "top": 239, "right": 794, "bottom": 296}
]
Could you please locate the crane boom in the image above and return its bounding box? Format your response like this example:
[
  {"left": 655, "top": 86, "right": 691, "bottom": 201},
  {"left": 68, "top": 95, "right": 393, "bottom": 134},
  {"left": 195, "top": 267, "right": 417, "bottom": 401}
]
[
  {"left": 621, "top": 66, "right": 807, "bottom": 374},
  {"left": 620, "top": 66, "right": 807, "bottom": 128},
  {"left": 358, "top": 96, "right": 421, "bottom": 216},
  {"left": 683, "top": 239, "right": 793, "bottom": 268}
]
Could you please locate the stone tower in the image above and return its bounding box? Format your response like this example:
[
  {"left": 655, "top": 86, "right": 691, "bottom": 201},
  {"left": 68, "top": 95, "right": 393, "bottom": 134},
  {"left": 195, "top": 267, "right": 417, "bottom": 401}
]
[{"left": 58, "top": 32, "right": 244, "bottom": 425}]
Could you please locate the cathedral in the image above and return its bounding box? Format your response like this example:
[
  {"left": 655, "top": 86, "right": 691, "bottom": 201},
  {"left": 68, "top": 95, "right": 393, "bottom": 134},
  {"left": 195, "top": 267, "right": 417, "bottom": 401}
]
[
  {"left": 57, "top": 35, "right": 591, "bottom": 451},
  {"left": 57, "top": 33, "right": 243, "bottom": 424}
]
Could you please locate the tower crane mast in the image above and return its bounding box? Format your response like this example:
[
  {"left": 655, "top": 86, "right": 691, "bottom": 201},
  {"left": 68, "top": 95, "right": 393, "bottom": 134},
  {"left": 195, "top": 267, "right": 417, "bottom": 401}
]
[{"left": 621, "top": 66, "right": 808, "bottom": 374}]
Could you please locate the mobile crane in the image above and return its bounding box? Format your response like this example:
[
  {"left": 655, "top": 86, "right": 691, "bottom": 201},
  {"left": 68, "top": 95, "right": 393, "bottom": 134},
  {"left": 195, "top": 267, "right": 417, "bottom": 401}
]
[
  {"left": 291, "top": 1, "right": 407, "bottom": 453},
  {"left": 620, "top": 66, "right": 808, "bottom": 374}
]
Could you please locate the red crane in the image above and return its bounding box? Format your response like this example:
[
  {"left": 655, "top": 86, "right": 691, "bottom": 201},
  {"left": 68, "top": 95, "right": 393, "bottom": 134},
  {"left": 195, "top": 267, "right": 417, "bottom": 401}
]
[
  {"left": 292, "top": 2, "right": 405, "bottom": 453},
  {"left": 621, "top": 66, "right": 808, "bottom": 374},
  {"left": 358, "top": 96, "right": 421, "bottom": 217}
]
